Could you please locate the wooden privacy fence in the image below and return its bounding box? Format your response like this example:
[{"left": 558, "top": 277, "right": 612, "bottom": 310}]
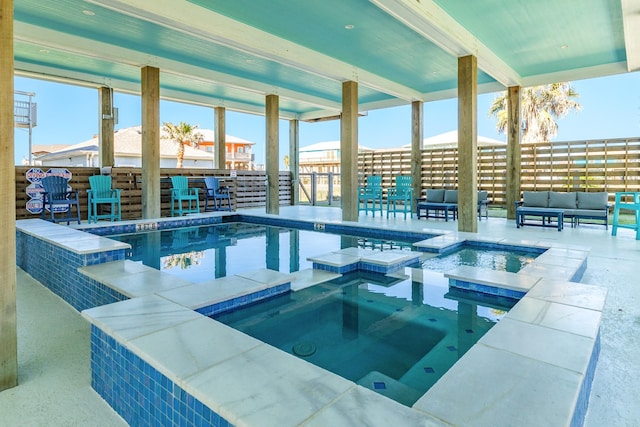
[
  {"left": 358, "top": 137, "right": 640, "bottom": 206},
  {"left": 15, "top": 166, "right": 292, "bottom": 221}
]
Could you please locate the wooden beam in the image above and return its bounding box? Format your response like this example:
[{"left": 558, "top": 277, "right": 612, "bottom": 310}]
[
  {"left": 411, "top": 101, "right": 423, "bottom": 206},
  {"left": 506, "top": 86, "right": 522, "bottom": 219},
  {"left": 98, "top": 86, "right": 115, "bottom": 168},
  {"left": 289, "top": 119, "right": 300, "bottom": 204},
  {"left": 214, "top": 106, "right": 226, "bottom": 169},
  {"left": 341, "top": 81, "right": 359, "bottom": 222},
  {"left": 266, "top": 94, "right": 279, "bottom": 214},
  {"left": 458, "top": 55, "right": 478, "bottom": 233},
  {"left": 0, "top": 0, "right": 18, "bottom": 391},
  {"left": 141, "top": 66, "right": 160, "bottom": 219}
]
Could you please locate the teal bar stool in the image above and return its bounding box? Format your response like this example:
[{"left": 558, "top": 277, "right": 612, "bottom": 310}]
[
  {"left": 358, "top": 175, "right": 383, "bottom": 217},
  {"left": 611, "top": 192, "right": 640, "bottom": 240}
]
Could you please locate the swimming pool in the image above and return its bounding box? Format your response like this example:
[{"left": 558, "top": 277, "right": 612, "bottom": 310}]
[
  {"left": 214, "top": 269, "right": 513, "bottom": 406},
  {"left": 109, "top": 222, "right": 540, "bottom": 282},
  {"left": 17, "top": 212, "right": 600, "bottom": 426},
  {"left": 422, "top": 244, "right": 541, "bottom": 273},
  {"left": 110, "top": 222, "right": 420, "bottom": 283}
]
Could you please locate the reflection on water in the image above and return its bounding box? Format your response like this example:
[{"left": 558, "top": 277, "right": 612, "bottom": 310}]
[{"left": 111, "top": 222, "right": 418, "bottom": 283}]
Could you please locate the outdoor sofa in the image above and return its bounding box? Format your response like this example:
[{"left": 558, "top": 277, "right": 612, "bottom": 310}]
[
  {"left": 416, "top": 189, "right": 489, "bottom": 221},
  {"left": 515, "top": 190, "right": 610, "bottom": 229}
]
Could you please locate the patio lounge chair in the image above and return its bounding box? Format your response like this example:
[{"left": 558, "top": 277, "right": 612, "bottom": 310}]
[
  {"left": 358, "top": 175, "right": 383, "bottom": 216},
  {"left": 41, "top": 175, "right": 81, "bottom": 225},
  {"left": 87, "top": 175, "right": 122, "bottom": 223},
  {"left": 204, "top": 177, "right": 231, "bottom": 211},
  {"left": 170, "top": 176, "right": 200, "bottom": 217},
  {"left": 386, "top": 175, "right": 413, "bottom": 219}
]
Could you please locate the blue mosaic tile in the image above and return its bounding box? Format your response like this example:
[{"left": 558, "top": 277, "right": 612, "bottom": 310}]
[
  {"left": 447, "top": 346, "right": 457, "bottom": 352},
  {"left": 423, "top": 367, "right": 435, "bottom": 374},
  {"left": 197, "top": 283, "right": 290, "bottom": 317},
  {"left": 570, "top": 331, "right": 601, "bottom": 427},
  {"left": 91, "top": 325, "right": 233, "bottom": 427},
  {"left": 17, "top": 230, "right": 127, "bottom": 311},
  {"left": 373, "top": 381, "right": 386, "bottom": 390}
]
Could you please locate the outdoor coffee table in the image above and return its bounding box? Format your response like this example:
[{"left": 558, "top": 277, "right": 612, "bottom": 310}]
[{"left": 516, "top": 207, "right": 564, "bottom": 231}]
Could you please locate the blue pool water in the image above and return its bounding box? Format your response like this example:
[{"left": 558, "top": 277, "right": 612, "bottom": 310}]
[
  {"left": 110, "top": 222, "right": 538, "bottom": 282},
  {"left": 422, "top": 245, "right": 540, "bottom": 273},
  {"left": 108, "top": 222, "right": 536, "bottom": 406},
  {"left": 110, "top": 222, "right": 418, "bottom": 283},
  {"left": 214, "top": 269, "right": 514, "bottom": 406}
]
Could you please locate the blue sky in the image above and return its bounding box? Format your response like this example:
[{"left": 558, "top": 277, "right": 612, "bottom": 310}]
[{"left": 13, "top": 72, "right": 640, "bottom": 167}]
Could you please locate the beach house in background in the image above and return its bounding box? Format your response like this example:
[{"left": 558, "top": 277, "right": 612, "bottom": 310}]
[
  {"left": 299, "top": 131, "right": 505, "bottom": 174},
  {"left": 32, "top": 125, "right": 256, "bottom": 169},
  {"left": 401, "top": 130, "right": 505, "bottom": 149},
  {"left": 300, "top": 141, "right": 374, "bottom": 173}
]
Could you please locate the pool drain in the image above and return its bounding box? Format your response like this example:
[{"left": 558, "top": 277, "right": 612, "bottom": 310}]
[{"left": 292, "top": 342, "right": 316, "bottom": 357}]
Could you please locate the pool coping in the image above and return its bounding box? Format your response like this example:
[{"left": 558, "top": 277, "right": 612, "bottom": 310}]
[{"left": 17, "top": 215, "right": 606, "bottom": 426}]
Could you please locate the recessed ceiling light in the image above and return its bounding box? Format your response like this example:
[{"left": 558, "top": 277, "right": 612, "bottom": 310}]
[
  {"left": 345, "top": 24, "right": 355, "bottom": 30},
  {"left": 561, "top": 44, "right": 569, "bottom": 49},
  {"left": 39, "top": 49, "right": 49, "bottom": 54},
  {"left": 82, "top": 10, "right": 95, "bottom": 16}
]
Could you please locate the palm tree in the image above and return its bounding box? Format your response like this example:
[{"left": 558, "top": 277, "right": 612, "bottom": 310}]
[
  {"left": 489, "top": 82, "right": 582, "bottom": 143},
  {"left": 162, "top": 121, "right": 204, "bottom": 168}
]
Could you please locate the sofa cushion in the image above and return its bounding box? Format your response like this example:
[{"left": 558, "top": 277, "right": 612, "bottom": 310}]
[
  {"left": 549, "top": 192, "right": 577, "bottom": 209},
  {"left": 568, "top": 209, "right": 607, "bottom": 218},
  {"left": 444, "top": 190, "right": 458, "bottom": 203},
  {"left": 522, "top": 191, "right": 549, "bottom": 207},
  {"left": 426, "top": 189, "right": 445, "bottom": 203},
  {"left": 577, "top": 192, "right": 608, "bottom": 210}
]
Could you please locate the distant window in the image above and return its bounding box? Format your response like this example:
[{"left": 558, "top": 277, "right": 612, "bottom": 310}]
[
  {"left": 206, "top": 147, "right": 213, "bottom": 152},
  {"left": 238, "top": 147, "right": 244, "bottom": 153}
]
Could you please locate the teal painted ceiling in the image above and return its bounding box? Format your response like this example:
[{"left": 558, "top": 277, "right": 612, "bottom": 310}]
[{"left": 12, "top": 0, "right": 639, "bottom": 121}]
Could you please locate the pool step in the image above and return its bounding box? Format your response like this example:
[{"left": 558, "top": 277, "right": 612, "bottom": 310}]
[
  {"left": 308, "top": 248, "right": 422, "bottom": 275},
  {"left": 289, "top": 268, "right": 342, "bottom": 291},
  {"left": 158, "top": 268, "right": 293, "bottom": 317},
  {"left": 79, "top": 262, "right": 294, "bottom": 316},
  {"left": 78, "top": 260, "right": 194, "bottom": 298},
  {"left": 445, "top": 266, "right": 540, "bottom": 299}
]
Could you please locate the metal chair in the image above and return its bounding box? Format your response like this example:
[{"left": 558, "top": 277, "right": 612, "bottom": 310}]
[
  {"left": 170, "top": 176, "right": 200, "bottom": 216},
  {"left": 87, "top": 175, "right": 122, "bottom": 223},
  {"left": 386, "top": 175, "right": 413, "bottom": 219},
  {"left": 204, "top": 177, "right": 232, "bottom": 211},
  {"left": 358, "top": 175, "right": 383, "bottom": 216},
  {"left": 41, "top": 175, "right": 81, "bottom": 225}
]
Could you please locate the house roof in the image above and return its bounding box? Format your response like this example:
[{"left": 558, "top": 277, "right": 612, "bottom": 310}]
[
  {"left": 31, "top": 144, "right": 72, "bottom": 155},
  {"left": 34, "top": 125, "right": 252, "bottom": 161},
  {"left": 197, "top": 129, "right": 255, "bottom": 146},
  {"left": 300, "top": 141, "right": 373, "bottom": 152},
  {"left": 13, "top": 1, "right": 640, "bottom": 122},
  {"left": 401, "top": 130, "right": 506, "bottom": 149}
]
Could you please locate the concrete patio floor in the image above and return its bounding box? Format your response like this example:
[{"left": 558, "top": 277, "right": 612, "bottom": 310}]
[{"left": 1, "top": 206, "right": 639, "bottom": 426}]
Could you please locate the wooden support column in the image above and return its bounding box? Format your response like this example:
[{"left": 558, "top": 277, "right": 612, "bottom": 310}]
[
  {"left": 266, "top": 94, "right": 279, "bottom": 214},
  {"left": 289, "top": 119, "right": 300, "bottom": 205},
  {"left": 411, "top": 101, "right": 423, "bottom": 211},
  {"left": 0, "top": 0, "right": 18, "bottom": 391},
  {"left": 341, "top": 81, "right": 359, "bottom": 222},
  {"left": 214, "top": 106, "right": 226, "bottom": 169},
  {"left": 458, "top": 55, "right": 478, "bottom": 233},
  {"left": 506, "top": 86, "right": 522, "bottom": 219},
  {"left": 98, "top": 86, "right": 115, "bottom": 168},
  {"left": 141, "top": 66, "right": 161, "bottom": 219}
]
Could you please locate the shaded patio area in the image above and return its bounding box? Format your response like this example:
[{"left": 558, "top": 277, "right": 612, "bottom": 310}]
[{"left": 1, "top": 206, "right": 639, "bottom": 425}]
